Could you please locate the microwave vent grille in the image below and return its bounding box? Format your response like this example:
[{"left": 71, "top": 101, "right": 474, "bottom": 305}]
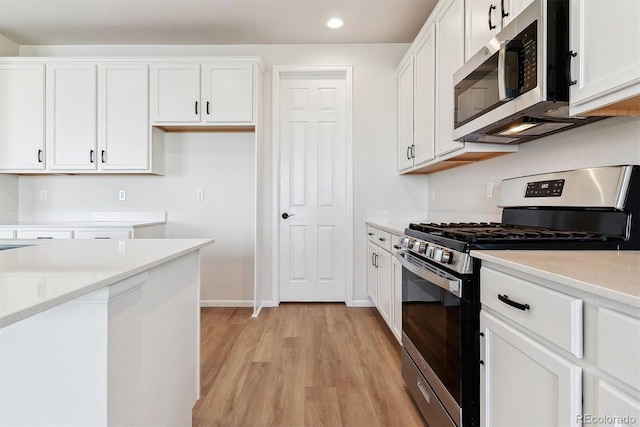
[{"left": 543, "top": 105, "right": 571, "bottom": 117}]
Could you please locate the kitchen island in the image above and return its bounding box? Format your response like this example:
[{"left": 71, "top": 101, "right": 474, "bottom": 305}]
[{"left": 0, "top": 238, "right": 214, "bottom": 426}]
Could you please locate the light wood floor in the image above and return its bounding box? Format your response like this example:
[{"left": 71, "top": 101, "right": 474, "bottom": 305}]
[{"left": 193, "top": 303, "right": 426, "bottom": 427}]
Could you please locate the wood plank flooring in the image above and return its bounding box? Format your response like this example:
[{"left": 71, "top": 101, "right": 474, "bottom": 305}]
[{"left": 193, "top": 303, "right": 426, "bottom": 427}]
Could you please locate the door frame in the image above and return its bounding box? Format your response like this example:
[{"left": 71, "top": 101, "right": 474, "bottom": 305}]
[{"left": 271, "top": 65, "right": 354, "bottom": 307}]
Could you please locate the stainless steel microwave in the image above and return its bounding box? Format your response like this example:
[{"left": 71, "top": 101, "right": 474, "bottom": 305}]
[{"left": 452, "top": 0, "right": 604, "bottom": 144}]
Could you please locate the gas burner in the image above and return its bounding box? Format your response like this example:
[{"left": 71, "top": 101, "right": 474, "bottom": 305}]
[{"left": 410, "top": 222, "right": 612, "bottom": 244}]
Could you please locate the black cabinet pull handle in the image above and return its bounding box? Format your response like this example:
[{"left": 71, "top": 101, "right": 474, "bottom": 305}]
[
  {"left": 374, "top": 253, "right": 379, "bottom": 268},
  {"left": 372, "top": 252, "right": 376, "bottom": 266},
  {"left": 36, "top": 236, "right": 53, "bottom": 239},
  {"left": 498, "top": 294, "right": 530, "bottom": 311},
  {"left": 488, "top": 4, "right": 496, "bottom": 30},
  {"left": 37, "top": 149, "right": 43, "bottom": 163},
  {"left": 368, "top": 232, "right": 374, "bottom": 236},
  {"left": 378, "top": 237, "right": 386, "bottom": 242},
  {"left": 90, "top": 150, "right": 95, "bottom": 163},
  {"left": 393, "top": 244, "right": 401, "bottom": 249},
  {"left": 206, "top": 101, "right": 210, "bottom": 115},
  {"left": 407, "top": 146, "right": 411, "bottom": 160},
  {"left": 195, "top": 101, "right": 199, "bottom": 115},
  {"left": 567, "top": 50, "right": 578, "bottom": 86},
  {"left": 411, "top": 144, "right": 415, "bottom": 159},
  {"left": 501, "top": 0, "right": 508, "bottom": 18}
]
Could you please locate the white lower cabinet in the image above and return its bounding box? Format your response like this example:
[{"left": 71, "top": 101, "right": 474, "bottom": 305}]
[
  {"left": 0, "top": 230, "right": 16, "bottom": 239},
  {"left": 366, "top": 224, "right": 403, "bottom": 344},
  {"left": 480, "top": 311, "right": 582, "bottom": 426},
  {"left": 479, "top": 262, "right": 640, "bottom": 427}
]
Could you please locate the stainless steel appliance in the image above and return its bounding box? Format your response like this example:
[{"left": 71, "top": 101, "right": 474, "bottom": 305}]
[
  {"left": 452, "top": 0, "right": 604, "bottom": 144},
  {"left": 398, "top": 165, "right": 640, "bottom": 426}
]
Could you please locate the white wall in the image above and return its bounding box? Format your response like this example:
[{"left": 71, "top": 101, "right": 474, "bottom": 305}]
[
  {"left": 18, "top": 43, "right": 429, "bottom": 304},
  {"left": 0, "top": 34, "right": 19, "bottom": 56},
  {"left": 427, "top": 116, "right": 640, "bottom": 221},
  {"left": 20, "top": 132, "right": 256, "bottom": 304},
  {"left": 0, "top": 34, "right": 20, "bottom": 222}
]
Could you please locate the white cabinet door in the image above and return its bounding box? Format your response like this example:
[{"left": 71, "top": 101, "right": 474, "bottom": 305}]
[
  {"left": 391, "top": 255, "right": 403, "bottom": 343},
  {"left": 150, "top": 64, "right": 200, "bottom": 123},
  {"left": 367, "top": 241, "right": 378, "bottom": 304},
  {"left": 376, "top": 248, "right": 392, "bottom": 325},
  {"left": 202, "top": 64, "right": 254, "bottom": 124},
  {"left": 594, "top": 380, "right": 640, "bottom": 427},
  {"left": 0, "top": 230, "right": 16, "bottom": 239},
  {"left": 413, "top": 27, "right": 436, "bottom": 166},
  {"left": 47, "top": 64, "right": 98, "bottom": 170},
  {"left": 569, "top": 0, "right": 640, "bottom": 116},
  {"left": 0, "top": 64, "right": 46, "bottom": 171},
  {"left": 397, "top": 58, "right": 414, "bottom": 171},
  {"left": 480, "top": 311, "right": 582, "bottom": 427},
  {"left": 465, "top": 0, "right": 500, "bottom": 61},
  {"left": 98, "top": 64, "right": 149, "bottom": 170},
  {"left": 15, "top": 229, "right": 73, "bottom": 239},
  {"left": 436, "top": 0, "right": 465, "bottom": 156}
]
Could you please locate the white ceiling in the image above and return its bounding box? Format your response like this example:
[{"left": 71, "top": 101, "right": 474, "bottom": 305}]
[{"left": 0, "top": 0, "right": 438, "bottom": 46}]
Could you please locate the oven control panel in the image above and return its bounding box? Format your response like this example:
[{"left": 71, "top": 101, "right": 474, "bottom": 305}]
[
  {"left": 399, "top": 236, "right": 472, "bottom": 274},
  {"left": 525, "top": 179, "right": 565, "bottom": 197}
]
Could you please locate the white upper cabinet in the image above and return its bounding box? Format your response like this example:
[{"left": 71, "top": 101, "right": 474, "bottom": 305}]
[
  {"left": 150, "top": 64, "right": 201, "bottom": 123},
  {"left": 465, "top": 0, "right": 534, "bottom": 61},
  {"left": 98, "top": 64, "right": 150, "bottom": 171},
  {"left": 435, "top": 0, "right": 465, "bottom": 156},
  {"left": 46, "top": 64, "right": 98, "bottom": 171},
  {"left": 413, "top": 27, "right": 436, "bottom": 165},
  {"left": 202, "top": 64, "right": 254, "bottom": 124},
  {"left": 0, "top": 64, "right": 46, "bottom": 171},
  {"left": 151, "top": 62, "right": 255, "bottom": 125},
  {"left": 569, "top": 0, "right": 640, "bottom": 116},
  {"left": 397, "top": 58, "right": 414, "bottom": 172}
]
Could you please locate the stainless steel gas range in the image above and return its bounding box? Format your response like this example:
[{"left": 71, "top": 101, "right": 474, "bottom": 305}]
[{"left": 397, "top": 165, "right": 640, "bottom": 426}]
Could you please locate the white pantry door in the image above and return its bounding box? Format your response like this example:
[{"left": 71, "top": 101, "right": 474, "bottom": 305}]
[{"left": 279, "top": 75, "right": 347, "bottom": 302}]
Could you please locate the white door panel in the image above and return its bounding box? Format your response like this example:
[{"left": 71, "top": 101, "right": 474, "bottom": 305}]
[{"left": 279, "top": 77, "right": 347, "bottom": 302}]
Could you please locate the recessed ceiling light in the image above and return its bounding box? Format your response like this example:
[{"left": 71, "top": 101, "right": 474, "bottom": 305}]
[{"left": 326, "top": 18, "right": 344, "bottom": 29}]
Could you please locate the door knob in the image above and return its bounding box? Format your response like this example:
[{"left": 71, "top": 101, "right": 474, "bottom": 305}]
[{"left": 282, "top": 213, "right": 295, "bottom": 219}]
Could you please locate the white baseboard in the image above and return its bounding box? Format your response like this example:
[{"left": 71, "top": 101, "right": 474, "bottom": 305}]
[
  {"left": 200, "top": 300, "right": 253, "bottom": 308},
  {"left": 351, "top": 299, "right": 375, "bottom": 307},
  {"left": 260, "top": 300, "right": 277, "bottom": 307}
]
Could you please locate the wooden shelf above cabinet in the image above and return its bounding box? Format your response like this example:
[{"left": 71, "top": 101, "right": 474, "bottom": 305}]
[{"left": 402, "top": 143, "right": 518, "bottom": 175}]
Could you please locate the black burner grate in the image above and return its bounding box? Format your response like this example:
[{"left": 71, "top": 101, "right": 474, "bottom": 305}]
[{"left": 409, "top": 222, "right": 611, "bottom": 244}]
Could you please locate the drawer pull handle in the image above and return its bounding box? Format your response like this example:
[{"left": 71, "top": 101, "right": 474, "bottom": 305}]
[
  {"left": 416, "top": 380, "right": 431, "bottom": 404},
  {"left": 36, "top": 237, "right": 53, "bottom": 239},
  {"left": 393, "top": 244, "right": 401, "bottom": 249},
  {"left": 498, "top": 294, "right": 530, "bottom": 311},
  {"left": 368, "top": 232, "right": 374, "bottom": 236},
  {"left": 379, "top": 237, "right": 386, "bottom": 242}
]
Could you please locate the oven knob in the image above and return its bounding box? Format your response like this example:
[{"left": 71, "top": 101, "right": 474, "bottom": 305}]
[
  {"left": 418, "top": 242, "right": 427, "bottom": 254},
  {"left": 402, "top": 237, "right": 414, "bottom": 249},
  {"left": 442, "top": 251, "right": 453, "bottom": 264},
  {"left": 426, "top": 245, "right": 435, "bottom": 258}
]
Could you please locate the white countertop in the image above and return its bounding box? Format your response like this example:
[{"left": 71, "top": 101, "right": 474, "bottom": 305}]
[
  {"left": 365, "top": 220, "right": 411, "bottom": 235},
  {"left": 0, "top": 220, "right": 165, "bottom": 229},
  {"left": 471, "top": 250, "right": 640, "bottom": 307},
  {"left": 0, "top": 238, "right": 214, "bottom": 329}
]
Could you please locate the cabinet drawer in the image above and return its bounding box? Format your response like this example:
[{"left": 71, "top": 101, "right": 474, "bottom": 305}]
[
  {"left": 75, "top": 230, "right": 132, "bottom": 239},
  {"left": 481, "top": 267, "right": 583, "bottom": 358},
  {"left": 376, "top": 230, "right": 392, "bottom": 252},
  {"left": 16, "top": 229, "right": 73, "bottom": 239},
  {"left": 366, "top": 225, "right": 377, "bottom": 243},
  {"left": 0, "top": 230, "right": 16, "bottom": 239},
  {"left": 391, "top": 234, "right": 403, "bottom": 256},
  {"left": 597, "top": 308, "right": 640, "bottom": 390}
]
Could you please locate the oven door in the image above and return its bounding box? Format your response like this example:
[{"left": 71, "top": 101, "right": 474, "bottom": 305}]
[{"left": 398, "top": 250, "right": 479, "bottom": 427}]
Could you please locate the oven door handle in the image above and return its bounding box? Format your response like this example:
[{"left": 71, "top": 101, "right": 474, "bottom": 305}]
[{"left": 395, "top": 252, "right": 462, "bottom": 297}]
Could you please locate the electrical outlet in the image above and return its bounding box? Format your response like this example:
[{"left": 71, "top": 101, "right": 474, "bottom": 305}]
[
  {"left": 486, "top": 181, "right": 494, "bottom": 199},
  {"left": 196, "top": 189, "right": 205, "bottom": 201},
  {"left": 119, "top": 190, "right": 126, "bottom": 201},
  {"left": 431, "top": 189, "right": 436, "bottom": 201},
  {"left": 40, "top": 190, "right": 48, "bottom": 201}
]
